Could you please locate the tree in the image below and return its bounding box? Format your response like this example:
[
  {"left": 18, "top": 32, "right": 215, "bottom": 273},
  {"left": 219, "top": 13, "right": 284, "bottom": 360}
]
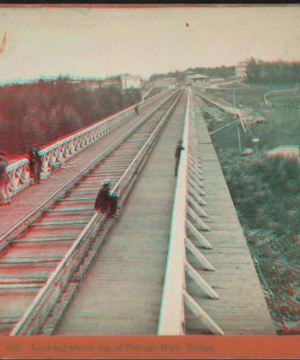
[
  {"left": 47, "top": 104, "right": 62, "bottom": 141},
  {"left": 21, "top": 106, "right": 46, "bottom": 152},
  {"left": 0, "top": 109, "right": 10, "bottom": 152},
  {"left": 59, "top": 104, "right": 82, "bottom": 135}
]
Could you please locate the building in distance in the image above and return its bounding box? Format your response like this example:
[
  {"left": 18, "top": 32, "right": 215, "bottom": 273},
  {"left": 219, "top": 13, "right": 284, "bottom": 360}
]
[
  {"left": 121, "top": 74, "right": 142, "bottom": 89},
  {"left": 187, "top": 74, "right": 210, "bottom": 87},
  {"left": 235, "top": 60, "right": 249, "bottom": 79},
  {"left": 101, "top": 78, "right": 122, "bottom": 88},
  {"left": 101, "top": 74, "right": 142, "bottom": 89}
]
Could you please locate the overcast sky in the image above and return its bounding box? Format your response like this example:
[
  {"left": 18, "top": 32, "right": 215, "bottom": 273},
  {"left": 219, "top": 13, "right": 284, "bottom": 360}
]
[{"left": 0, "top": 5, "right": 299, "bottom": 82}]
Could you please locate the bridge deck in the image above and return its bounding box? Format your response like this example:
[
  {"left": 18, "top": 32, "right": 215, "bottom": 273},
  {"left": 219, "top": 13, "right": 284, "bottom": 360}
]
[
  {"left": 55, "top": 92, "right": 187, "bottom": 335},
  {"left": 184, "top": 91, "right": 275, "bottom": 334}
]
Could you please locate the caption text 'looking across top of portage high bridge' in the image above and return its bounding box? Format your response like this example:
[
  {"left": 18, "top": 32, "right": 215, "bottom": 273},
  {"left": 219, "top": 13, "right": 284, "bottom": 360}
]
[{"left": 0, "top": 87, "right": 274, "bottom": 336}]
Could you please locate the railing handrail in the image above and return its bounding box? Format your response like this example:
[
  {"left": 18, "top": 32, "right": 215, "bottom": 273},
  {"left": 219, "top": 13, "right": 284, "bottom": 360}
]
[{"left": 157, "top": 88, "right": 190, "bottom": 335}]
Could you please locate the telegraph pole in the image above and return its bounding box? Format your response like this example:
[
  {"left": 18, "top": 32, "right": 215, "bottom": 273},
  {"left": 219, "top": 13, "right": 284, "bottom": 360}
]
[
  {"left": 237, "top": 125, "right": 241, "bottom": 154},
  {"left": 233, "top": 89, "right": 236, "bottom": 108}
]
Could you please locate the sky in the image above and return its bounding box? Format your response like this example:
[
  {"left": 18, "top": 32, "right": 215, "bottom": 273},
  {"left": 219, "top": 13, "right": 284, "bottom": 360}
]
[{"left": 0, "top": 4, "right": 299, "bottom": 83}]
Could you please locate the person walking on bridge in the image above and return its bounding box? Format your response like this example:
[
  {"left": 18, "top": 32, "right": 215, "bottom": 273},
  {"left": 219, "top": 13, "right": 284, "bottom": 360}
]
[
  {"left": 0, "top": 151, "right": 11, "bottom": 205},
  {"left": 174, "top": 139, "right": 185, "bottom": 177},
  {"left": 134, "top": 104, "right": 140, "bottom": 115},
  {"left": 95, "top": 179, "right": 119, "bottom": 216}
]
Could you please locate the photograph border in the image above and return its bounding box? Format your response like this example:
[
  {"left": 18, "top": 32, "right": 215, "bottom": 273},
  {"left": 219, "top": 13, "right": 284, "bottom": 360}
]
[{"left": 0, "top": 2, "right": 299, "bottom": 359}]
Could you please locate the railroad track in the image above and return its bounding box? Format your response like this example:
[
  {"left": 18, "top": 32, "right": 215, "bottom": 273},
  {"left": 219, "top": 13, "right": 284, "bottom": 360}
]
[{"left": 0, "top": 89, "right": 183, "bottom": 335}]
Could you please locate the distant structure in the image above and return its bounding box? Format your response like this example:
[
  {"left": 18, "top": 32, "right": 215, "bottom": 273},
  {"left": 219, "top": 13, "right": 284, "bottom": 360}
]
[
  {"left": 267, "top": 145, "right": 300, "bottom": 159},
  {"left": 67, "top": 78, "right": 101, "bottom": 90},
  {"left": 184, "top": 70, "right": 196, "bottom": 77},
  {"left": 235, "top": 60, "right": 249, "bottom": 79},
  {"left": 187, "top": 74, "right": 210, "bottom": 87},
  {"left": 121, "top": 74, "right": 142, "bottom": 89},
  {"left": 84, "top": 80, "right": 101, "bottom": 90},
  {"left": 100, "top": 74, "right": 142, "bottom": 89},
  {"left": 101, "top": 79, "right": 121, "bottom": 88},
  {"left": 68, "top": 75, "right": 142, "bottom": 90}
]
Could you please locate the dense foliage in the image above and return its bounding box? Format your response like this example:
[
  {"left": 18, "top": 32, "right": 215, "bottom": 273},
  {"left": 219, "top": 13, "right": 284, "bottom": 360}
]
[
  {"left": 219, "top": 150, "right": 300, "bottom": 332},
  {"left": 219, "top": 151, "right": 300, "bottom": 235},
  {"left": 0, "top": 77, "right": 141, "bottom": 156},
  {"left": 246, "top": 59, "right": 300, "bottom": 84}
]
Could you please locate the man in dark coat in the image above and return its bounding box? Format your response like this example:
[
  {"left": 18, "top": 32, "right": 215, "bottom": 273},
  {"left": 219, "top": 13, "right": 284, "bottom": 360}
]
[
  {"left": 29, "top": 144, "right": 42, "bottom": 183},
  {"left": 95, "top": 180, "right": 111, "bottom": 212},
  {"left": 29, "top": 146, "right": 37, "bottom": 182},
  {"left": 35, "top": 144, "right": 42, "bottom": 181},
  {"left": 0, "top": 151, "right": 11, "bottom": 204},
  {"left": 174, "top": 139, "right": 185, "bottom": 177},
  {"left": 95, "top": 179, "right": 119, "bottom": 216},
  {"left": 35, "top": 144, "right": 43, "bottom": 181}
]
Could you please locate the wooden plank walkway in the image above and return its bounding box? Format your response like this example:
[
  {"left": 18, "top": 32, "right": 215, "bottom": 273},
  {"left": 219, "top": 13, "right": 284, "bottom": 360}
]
[
  {"left": 185, "top": 90, "right": 275, "bottom": 334},
  {"left": 55, "top": 93, "right": 188, "bottom": 335}
]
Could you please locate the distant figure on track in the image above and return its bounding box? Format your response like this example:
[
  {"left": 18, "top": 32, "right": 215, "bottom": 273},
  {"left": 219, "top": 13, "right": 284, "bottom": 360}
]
[
  {"left": 29, "top": 144, "right": 42, "bottom": 183},
  {"left": 0, "top": 151, "right": 11, "bottom": 204},
  {"left": 95, "top": 179, "right": 119, "bottom": 216},
  {"left": 134, "top": 104, "right": 140, "bottom": 115},
  {"left": 174, "top": 139, "right": 185, "bottom": 177}
]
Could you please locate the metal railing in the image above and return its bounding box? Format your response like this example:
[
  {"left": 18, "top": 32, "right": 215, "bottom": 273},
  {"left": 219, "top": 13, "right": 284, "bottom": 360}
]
[
  {"left": 158, "top": 88, "right": 224, "bottom": 335},
  {"left": 4, "top": 90, "right": 172, "bottom": 202}
]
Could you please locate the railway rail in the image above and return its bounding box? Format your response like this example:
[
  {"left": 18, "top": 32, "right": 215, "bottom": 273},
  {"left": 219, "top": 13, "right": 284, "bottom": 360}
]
[{"left": 0, "top": 89, "right": 183, "bottom": 335}]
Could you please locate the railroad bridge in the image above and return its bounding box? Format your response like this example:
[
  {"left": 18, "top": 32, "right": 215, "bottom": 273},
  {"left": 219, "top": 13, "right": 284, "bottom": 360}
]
[{"left": 0, "top": 87, "right": 275, "bottom": 336}]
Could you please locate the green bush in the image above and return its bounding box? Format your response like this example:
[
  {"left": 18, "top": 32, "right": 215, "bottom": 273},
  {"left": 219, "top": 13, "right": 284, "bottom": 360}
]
[{"left": 219, "top": 151, "right": 300, "bottom": 236}]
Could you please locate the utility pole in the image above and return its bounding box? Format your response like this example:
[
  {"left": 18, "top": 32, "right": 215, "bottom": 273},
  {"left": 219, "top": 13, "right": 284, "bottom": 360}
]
[
  {"left": 237, "top": 125, "right": 241, "bottom": 154},
  {"left": 233, "top": 89, "right": 236, "bottom": 108}
]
